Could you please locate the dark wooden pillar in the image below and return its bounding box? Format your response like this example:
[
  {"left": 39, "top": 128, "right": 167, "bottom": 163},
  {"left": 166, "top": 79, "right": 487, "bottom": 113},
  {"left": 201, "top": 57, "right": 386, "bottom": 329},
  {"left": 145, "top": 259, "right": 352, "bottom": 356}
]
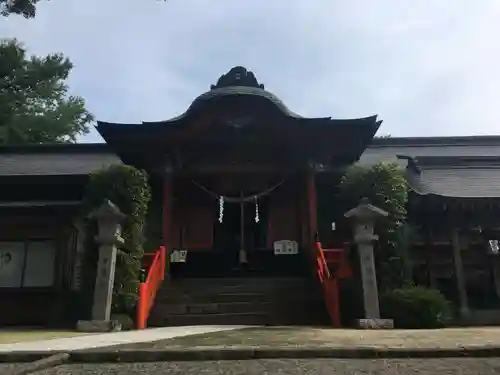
[
  {"left": 423, "top": 228, "right": 437, "bottom": 288},
  {"left": 451, "top": 228, "right": 469, "bottom": 319},
  {"left": 162, "top": 174, "right": 173, "bottom": 254},
  {"left": 306, "top": 168, "right": 318, "bottom": 247}
]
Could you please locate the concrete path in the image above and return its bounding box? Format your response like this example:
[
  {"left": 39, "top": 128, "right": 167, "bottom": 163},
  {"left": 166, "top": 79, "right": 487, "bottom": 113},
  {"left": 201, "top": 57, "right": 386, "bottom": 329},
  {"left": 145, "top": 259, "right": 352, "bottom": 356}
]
[{"left": 0, "top": 325, "right": 249, "bottom": 353}]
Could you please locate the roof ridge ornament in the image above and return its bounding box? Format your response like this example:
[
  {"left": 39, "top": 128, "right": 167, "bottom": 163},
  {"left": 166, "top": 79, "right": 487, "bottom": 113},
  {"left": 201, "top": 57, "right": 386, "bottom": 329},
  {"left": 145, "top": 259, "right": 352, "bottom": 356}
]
[
  {"left": 397, "top": 154, "right": 421, "bottom": 173},
  {"left": 210, "top": 66, "right": 265, "bottom": 90}
]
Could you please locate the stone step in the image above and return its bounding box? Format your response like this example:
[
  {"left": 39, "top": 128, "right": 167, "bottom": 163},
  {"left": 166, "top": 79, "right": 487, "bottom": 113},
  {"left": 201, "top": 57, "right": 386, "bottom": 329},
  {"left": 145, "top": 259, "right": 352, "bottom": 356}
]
[
  {"left": 149, "top": 276, "right": 329, "bottom": 327},
  {"left": 169, "top": 276, "right": 310, "bottom": 284},
  {"left": 148, "top": 312, "right": 270, "bottom": 327},
  {"left": 153, "top": 296, "right": 326, "bottom": 314},
  {"left": 159, "top": 288, "right": 316, "bottom": 301},
  {"left": 155, "top": 292, "right": 267, "bottom": 304},
  {"left": 157, "top": 287, "right": 322, "bottom": 303},
  {"left": 153, "top": 301, "right": 271, "bottom": 315},
  {"left": 164, "top": 277, "right": 313, "bottom": 289},
  {"left": 160, "top": 279, "right": 316, "bottom": 296},
  {"left": 150, "top": 309, "right": 329, "bottom": 327}
]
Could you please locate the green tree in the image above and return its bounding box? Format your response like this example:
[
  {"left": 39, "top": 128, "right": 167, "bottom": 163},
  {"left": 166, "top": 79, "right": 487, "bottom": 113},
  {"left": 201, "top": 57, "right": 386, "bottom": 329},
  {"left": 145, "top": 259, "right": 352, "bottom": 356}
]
[
  {"left": 0, "top": 39, "right": 93, "bottom": 144},
  {"left": 1, "top": 0, "right": 41, "bottom": 18},
  {"left": 339, "top": 162, "right": 410, "bottom": 290},
  {"left": 82, "top": 165, "right": 152, "bottom": 315}
]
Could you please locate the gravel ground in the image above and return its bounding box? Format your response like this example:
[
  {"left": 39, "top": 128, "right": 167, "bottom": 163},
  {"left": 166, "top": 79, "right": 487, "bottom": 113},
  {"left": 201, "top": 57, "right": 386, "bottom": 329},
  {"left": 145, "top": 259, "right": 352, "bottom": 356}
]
[
  {"left": 100, "top": 326, "right": 500, "bottom": 351},
  {"left": 34, "top": 358, "right": 500, "bottom": 375},
  {"left": 0, "top": 362, "right": 33, "bottom": 373}
]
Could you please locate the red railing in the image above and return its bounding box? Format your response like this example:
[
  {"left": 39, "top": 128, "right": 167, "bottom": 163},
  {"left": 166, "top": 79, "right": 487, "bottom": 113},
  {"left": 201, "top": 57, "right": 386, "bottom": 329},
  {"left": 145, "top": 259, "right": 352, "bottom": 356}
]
[
  {"left": 314, "top": 241, "right": 341, "bottom": 327},
  {"left": 136, "top": 246, "right": 166, "bottom": 329},
  {"left": 314, "top": 243, "right": 353, "bottom": 328}
]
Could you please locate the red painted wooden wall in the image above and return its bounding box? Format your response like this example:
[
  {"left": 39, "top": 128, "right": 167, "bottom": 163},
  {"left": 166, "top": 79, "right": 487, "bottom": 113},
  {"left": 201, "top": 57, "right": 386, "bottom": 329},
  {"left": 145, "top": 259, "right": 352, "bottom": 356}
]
[
  {"left": 171, "top": 204, "right": 215, "bottom": 250},
  {"left": 267, "top": 193, "right": 300, "bottom": 247}
]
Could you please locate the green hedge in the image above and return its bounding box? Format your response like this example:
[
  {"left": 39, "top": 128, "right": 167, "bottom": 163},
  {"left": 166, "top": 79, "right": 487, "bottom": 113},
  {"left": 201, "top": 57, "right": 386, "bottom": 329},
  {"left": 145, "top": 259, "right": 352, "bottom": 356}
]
[
  {"left": 81, "top": 164, "right": 151, "bottom": 315},
  {"left": 380, "top": 285, "right": 452, "bottom": 329}
]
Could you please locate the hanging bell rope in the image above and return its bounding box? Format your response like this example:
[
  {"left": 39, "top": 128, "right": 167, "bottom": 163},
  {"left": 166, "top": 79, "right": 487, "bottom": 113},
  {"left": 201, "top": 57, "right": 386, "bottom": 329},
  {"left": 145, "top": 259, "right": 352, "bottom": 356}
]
[
  {"left": 218, "top": 196, "right": 224, "bottom": 223},
  {"left": 254, "top": 196, "right": 260, "bottom": 223}
]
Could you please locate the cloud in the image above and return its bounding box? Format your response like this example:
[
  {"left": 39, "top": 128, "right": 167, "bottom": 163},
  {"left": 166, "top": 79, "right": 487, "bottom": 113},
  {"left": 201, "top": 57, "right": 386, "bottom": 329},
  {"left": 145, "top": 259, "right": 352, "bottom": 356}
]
[{"left": 1, "top": 0, "right": 499, "bottom": 142}]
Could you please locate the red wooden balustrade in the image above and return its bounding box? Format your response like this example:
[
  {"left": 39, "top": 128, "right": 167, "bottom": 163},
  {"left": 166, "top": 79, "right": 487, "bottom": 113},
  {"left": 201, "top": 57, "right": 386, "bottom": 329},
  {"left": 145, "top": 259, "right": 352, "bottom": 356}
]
[
  {"left": 137, "top": 246, "right": 166, "bottom": 329},
  {"left": 314, "top": 242, "right": 352, "bottom": 327},
  {"left": 323, "top": 248, "right": 352, "bottom": 279}
]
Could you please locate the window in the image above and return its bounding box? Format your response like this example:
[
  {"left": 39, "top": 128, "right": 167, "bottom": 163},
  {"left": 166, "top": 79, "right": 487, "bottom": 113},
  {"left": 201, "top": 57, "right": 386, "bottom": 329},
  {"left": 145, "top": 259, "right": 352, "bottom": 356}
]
[
  {"left": 0, "top": 240, "right": 56, "bottom": 288},
  {"left": 0, "top": 242, "right": 24, "bottom": 287}
]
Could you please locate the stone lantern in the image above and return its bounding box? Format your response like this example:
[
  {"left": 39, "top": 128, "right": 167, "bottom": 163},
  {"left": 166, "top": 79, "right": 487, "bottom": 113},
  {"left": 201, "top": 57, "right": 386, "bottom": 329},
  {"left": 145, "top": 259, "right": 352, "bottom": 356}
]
[
  {"left": 77, "top": 200, "right": 125, "bottom": 332},
  {"left": 91, "top": 200, "right": 125, "bottom": 246},
  {"left": 344, "top": 198, "right": 393, "bottom": 329}
]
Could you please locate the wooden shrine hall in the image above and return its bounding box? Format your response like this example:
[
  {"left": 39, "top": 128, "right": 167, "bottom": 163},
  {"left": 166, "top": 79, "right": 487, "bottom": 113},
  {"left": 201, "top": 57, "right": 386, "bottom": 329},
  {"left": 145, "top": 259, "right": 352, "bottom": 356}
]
[
  {"left": 0, "top": 66, "right": 384, "bottom": 327},
  {"left": 96, "top": 66, "right": 381, "bottom": 279}
]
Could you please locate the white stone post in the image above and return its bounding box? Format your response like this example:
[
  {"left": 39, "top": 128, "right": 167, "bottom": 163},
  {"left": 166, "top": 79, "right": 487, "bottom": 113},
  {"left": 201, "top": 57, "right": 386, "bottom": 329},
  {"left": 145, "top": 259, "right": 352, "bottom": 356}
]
[
  {"left": 77, "top": 200, "right": 125, "bottom": 332},
  {"left": 344, "top": 197, "right": 393, "bottom": 329}
]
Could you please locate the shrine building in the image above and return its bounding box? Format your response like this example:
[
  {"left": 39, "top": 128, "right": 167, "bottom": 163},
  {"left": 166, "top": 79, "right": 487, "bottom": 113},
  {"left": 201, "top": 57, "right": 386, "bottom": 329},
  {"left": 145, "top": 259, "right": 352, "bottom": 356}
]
[{"left": 1, "top": 66, "right": 500, "bottom": 327}]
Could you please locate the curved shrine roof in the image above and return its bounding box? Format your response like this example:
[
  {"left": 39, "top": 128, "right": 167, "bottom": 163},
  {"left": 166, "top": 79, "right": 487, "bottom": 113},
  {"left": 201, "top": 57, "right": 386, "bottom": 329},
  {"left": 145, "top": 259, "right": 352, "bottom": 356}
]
[
  {"left": 96, "top": 66, "right": 381, "bottom": 167},
  {"left": 143, "top": 66, "right": 304, "bottom": 125}
]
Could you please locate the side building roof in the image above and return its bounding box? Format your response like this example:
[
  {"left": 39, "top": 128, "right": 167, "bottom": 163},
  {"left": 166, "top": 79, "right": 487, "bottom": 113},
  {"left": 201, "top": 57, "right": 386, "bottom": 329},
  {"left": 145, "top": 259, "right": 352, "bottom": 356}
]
[
  {"left": 359, "top": 135, "right": 500, "bottom": 166},
  {"left": 0, "top": 143, "right": 120, "bottom": 176},
  {"left": 399, "top": 155, "right": 500, "bottom": 199},
  {"left": 2, "top": 135, "right": 500, "bottom": 178}
]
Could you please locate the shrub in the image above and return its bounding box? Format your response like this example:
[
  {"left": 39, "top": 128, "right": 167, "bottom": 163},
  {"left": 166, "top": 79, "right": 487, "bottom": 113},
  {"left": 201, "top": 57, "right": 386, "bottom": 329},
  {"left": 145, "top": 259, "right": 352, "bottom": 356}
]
[
  {"left": 81, "top": 164, "right": 151, "bottom": 316},
  {"left": 111, "top": 313, "right": 135, "bottom": 331},
  {"left": 380, "top": 285, "right": 452, "bottom": 329}
]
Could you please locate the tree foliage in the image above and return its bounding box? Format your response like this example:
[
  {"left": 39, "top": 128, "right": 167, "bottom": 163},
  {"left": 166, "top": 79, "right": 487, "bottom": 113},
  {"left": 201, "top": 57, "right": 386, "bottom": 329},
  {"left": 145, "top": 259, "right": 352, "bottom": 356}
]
[
  {"left": 1, "top": 0, "right": 168, "bottom": 19},
  {"left": 82, "top": 164, "right": 152, "bottom": 315},
  {"left": 1, "top": 0, "right": 41, "bottom": 18},
  {"left": 339, "top": 162, "right": 410, "bottom": 290},
  {"left": 0, "top": 39, "right": 93, "bottom": 144}
]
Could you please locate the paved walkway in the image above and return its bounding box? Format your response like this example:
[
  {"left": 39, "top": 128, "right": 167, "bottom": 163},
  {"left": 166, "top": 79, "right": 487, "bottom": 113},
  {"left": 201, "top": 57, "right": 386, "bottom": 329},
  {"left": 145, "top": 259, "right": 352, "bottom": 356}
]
[
  {"left": 0, "top": 329, "right": 90, "bottom": 345},
  {"left": 0, "top": 326, "right": 249, "bottom": 352}
]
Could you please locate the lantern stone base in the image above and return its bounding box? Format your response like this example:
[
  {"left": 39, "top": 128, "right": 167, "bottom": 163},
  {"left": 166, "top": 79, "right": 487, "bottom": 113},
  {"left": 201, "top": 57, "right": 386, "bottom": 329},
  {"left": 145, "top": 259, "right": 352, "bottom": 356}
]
[
  {"left": 76, "top": 319, "right": 122, "bottom": 333},
  {"left": 355, "top": 318, "right": 394, "bottom": 329}
]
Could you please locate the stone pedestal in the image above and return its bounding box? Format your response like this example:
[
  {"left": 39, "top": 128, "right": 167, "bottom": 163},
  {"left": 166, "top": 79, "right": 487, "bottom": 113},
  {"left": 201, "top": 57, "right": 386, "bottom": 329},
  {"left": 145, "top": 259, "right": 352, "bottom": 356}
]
[
  {"left": 357, "top": 242, "right": 381, "bottom": 319},
  {"left": 76, "top": 319, "right": 121, "bottom": 332},
  {"left": 355, "top": 318, "right": 394, "bottom": 329},
  {"left": 77, "top": 200, "right": 125, "bottom": 333},
  {"left": 345, "top": 198, "right": 394, "bottom": 329}
]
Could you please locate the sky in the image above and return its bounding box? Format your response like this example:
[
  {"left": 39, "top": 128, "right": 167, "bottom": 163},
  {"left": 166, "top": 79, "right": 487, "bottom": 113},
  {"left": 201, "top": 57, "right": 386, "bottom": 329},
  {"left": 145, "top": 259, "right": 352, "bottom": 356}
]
[{"left": 1, "top": 0, "right": 499, "bottom": 142}]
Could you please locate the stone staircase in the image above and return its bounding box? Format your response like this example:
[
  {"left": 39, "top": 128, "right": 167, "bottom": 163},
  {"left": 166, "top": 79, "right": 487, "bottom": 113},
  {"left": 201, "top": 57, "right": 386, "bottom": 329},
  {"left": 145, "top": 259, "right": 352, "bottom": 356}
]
[{"left": 148, "top": 277, "right": 330, "bottom": 326}]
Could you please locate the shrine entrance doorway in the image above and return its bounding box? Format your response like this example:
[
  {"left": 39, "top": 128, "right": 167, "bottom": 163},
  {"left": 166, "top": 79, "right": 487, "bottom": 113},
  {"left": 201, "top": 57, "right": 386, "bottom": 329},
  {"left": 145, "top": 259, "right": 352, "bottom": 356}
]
[{"left": 214, "top": 196, "right": 269, "bottom": 270}]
